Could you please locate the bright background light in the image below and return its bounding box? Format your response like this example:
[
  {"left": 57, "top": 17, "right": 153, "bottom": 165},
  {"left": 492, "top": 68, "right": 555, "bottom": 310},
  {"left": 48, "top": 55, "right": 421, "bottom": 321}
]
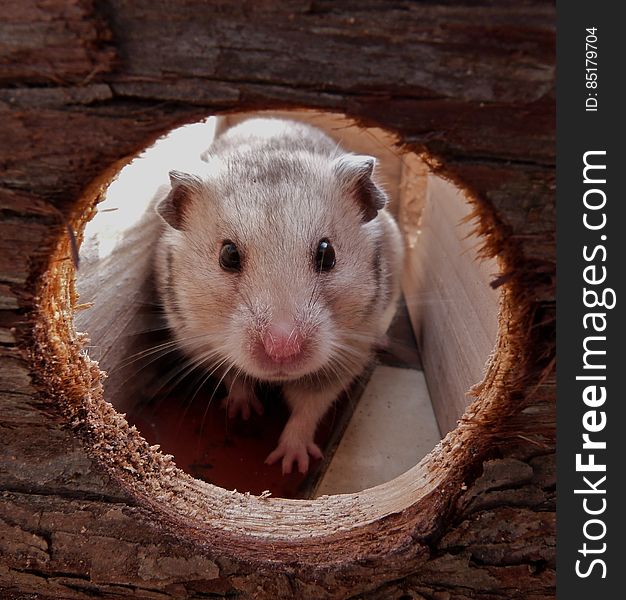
[{"left": 82, "top": 117, "right": 217, "bottom": 261}]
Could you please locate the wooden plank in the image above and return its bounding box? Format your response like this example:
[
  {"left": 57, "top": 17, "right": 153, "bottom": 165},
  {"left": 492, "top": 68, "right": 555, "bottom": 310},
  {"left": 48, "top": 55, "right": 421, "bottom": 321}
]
[{"left": 402, "top": 173, "right": 500, "bottom": 434}]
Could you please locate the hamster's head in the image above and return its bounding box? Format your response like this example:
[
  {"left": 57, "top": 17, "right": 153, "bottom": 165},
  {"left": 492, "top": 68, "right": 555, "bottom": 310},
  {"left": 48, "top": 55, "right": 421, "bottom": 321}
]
[{"left": 156, "top": 149, "right": 389, "bottom": 384}]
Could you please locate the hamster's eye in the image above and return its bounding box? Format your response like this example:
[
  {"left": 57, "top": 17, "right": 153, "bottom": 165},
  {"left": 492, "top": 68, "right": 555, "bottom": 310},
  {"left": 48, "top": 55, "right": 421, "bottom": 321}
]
[
  {"left": 219, "top": 241, "right": 242, "bottom": 272},
  {"left": 315, "top": 238, "right": 336, "bottom": 272}
]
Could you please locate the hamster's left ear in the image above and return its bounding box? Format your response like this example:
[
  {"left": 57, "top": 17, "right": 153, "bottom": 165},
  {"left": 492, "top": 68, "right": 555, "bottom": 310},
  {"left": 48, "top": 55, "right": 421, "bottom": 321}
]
[
  {"left": 333, "top": 154, "right": 388, "bottom": 222},
  {"left": 156, "top": 171, "right": 203, "bottom": 230}
]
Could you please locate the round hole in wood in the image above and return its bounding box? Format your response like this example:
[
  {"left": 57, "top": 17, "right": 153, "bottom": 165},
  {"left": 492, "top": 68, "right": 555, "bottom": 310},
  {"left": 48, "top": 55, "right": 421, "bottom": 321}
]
[{"left": 32, "top": 109, "right": 516, "bottom": 578}]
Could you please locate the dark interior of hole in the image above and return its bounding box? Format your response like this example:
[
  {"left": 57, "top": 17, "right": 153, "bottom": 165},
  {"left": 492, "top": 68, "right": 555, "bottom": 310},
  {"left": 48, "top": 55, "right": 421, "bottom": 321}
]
[{"left": 75, "top": 112, "right": 431, "bottom": 499}]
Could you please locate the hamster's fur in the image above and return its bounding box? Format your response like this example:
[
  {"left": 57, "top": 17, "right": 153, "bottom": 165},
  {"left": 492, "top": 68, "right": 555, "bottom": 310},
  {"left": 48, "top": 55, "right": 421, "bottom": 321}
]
[{"left": 155, "top": 118, "right": 404, "bottom": 474}]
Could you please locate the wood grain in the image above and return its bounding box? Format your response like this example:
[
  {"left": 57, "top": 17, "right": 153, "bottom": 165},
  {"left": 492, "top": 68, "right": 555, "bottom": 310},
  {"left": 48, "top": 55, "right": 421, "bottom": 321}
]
[
  {"left": 0, "top": 1, "right": 555, "bottom": 598},
  {"left": 402, "top": 174, "right": 500, "bottom": 435}
]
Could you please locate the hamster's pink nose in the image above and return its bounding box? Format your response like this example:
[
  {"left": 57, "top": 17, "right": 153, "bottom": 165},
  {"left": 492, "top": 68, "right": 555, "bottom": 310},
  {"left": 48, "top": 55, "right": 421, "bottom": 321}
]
[{"left": 262, "top": 324, "right": 302, "bottom": 362}]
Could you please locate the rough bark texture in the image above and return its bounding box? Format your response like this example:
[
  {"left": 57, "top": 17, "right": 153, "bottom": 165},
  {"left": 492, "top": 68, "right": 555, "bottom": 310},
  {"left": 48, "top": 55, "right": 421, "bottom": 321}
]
[{"left": 0, "top": 1, "right": 555, "bottom": 599}]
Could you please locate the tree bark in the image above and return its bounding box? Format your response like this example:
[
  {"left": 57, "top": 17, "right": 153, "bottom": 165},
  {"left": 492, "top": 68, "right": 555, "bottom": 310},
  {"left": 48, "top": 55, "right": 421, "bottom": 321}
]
[{"left": 0, "top": 1, "right": 555, "bottom": 598}]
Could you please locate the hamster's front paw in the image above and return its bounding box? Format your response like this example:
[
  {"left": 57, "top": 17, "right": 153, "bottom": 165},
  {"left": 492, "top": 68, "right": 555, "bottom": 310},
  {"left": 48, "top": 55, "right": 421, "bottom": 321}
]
[
  {"left": 265, "top": 430, "right": 323, "bottom": 475},
  {"left": 221, "top": 381, "right": 263, "bottom": 420}
]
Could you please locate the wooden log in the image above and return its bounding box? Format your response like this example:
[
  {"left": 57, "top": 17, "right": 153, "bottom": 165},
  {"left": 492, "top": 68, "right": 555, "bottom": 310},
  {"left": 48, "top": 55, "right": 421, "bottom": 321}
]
[{"left": 0, "top": 1, "right": 555, "bottom": 598}]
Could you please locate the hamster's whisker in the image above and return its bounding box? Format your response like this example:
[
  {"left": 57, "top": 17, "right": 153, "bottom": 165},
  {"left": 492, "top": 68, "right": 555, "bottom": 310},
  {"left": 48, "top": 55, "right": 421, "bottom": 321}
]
[
  {"left": 191, "top": 354, "right": 233, "bottom": 402},
  {"left": 109, "top": 344, "right": 194, "bottom": 392},
  {"left": 327, "top": 343, "right": 368, "bottom": 378},
  {"left": 131, "top": 351, "right": 219, "bottom": 420},
  {"left": 329, "top": 338, "right": 367, "bottom": 360},
  {"left": 171, "top": 350, "right": 234, "bottom": 436},
  {"left": 222, "top": 366, "right": 246, "bottom": 435},
  {"left": 226, "top": 368, "right": 242, "bottom": 397},
  {"left": 330, "top": 354, "right": 363, "bottom": 379},
  {"left": 115, "top": 332, "right": 211, "bottom": 370},
  {"left": 318, "top": 359, "right": 353, "bottom": 400},
  {"left": 161, "top": 349, "right": 223, "bottom": 394},
  {"left": 110, "top": 336, "right": 219, "bottom": 388},
  {"left": 114, "top": 341, "right": 185, "bottom": 371},
  {"left": 150, "top": 342, "right": 233, "bottom": 400},
  {"left": 305, "top": 253, "right": 325, "bottom": 311},
  {"left": 238, "top": 287, "right": 256, "bottom": 315},
  {"left": 197, "top": 358, "right": 237, "bottom": 446},
  {"left": 123, "top": 323, "right": 174, "bottom": 336},
  {"left": 326, "top": 349, "right": 370, "bottom": 394}
]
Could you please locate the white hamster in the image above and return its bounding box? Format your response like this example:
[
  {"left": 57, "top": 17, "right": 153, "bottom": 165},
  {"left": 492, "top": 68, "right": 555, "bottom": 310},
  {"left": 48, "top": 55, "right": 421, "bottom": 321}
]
[{"left": 155, "top": 118, "right": 404, "bottom": 474}]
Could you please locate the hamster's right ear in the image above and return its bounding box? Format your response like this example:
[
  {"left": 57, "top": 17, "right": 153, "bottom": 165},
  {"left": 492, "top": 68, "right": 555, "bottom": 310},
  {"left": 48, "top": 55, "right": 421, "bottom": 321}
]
[{"left": 156, "top": 171, "right": 203, "bottom": 230}]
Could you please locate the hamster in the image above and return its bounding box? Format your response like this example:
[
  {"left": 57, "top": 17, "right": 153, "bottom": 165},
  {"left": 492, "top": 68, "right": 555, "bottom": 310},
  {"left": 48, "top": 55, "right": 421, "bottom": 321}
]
[{"left": 154, "top": 118, "right": 404, "bottom": 474}]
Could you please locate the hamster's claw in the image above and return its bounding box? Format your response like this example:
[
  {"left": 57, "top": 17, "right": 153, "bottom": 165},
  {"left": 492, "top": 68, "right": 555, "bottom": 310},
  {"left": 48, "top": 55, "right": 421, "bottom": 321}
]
[
  {"left": 221, "top": 392, "right": 264, "bottom": 421},
  {"left": 266, "top": 438, "right": 323, "bottom": 475}
]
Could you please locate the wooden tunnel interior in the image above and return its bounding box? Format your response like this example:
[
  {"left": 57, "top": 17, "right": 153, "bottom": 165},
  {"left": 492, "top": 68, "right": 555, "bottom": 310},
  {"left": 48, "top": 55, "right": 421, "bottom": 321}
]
[{"left": 0, "top": 2, "right": 555, "bottom": 599}]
